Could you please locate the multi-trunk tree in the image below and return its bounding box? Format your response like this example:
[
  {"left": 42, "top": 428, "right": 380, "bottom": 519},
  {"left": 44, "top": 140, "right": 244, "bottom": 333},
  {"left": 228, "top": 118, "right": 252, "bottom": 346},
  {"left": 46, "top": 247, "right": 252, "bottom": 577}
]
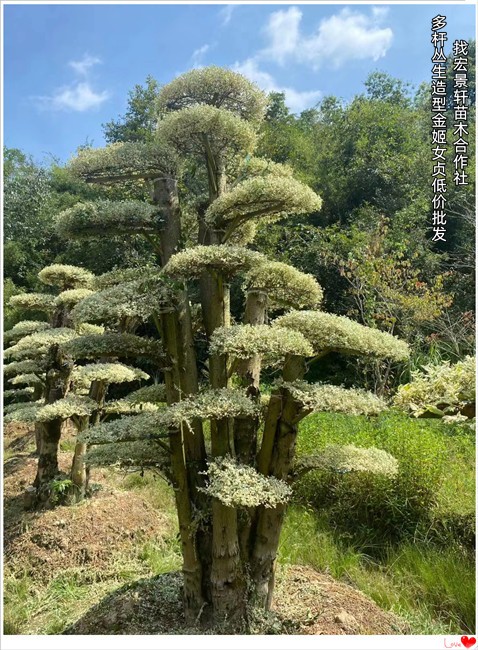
[{"left": 17, "top": 67, "right": 409, "bottom": 629}]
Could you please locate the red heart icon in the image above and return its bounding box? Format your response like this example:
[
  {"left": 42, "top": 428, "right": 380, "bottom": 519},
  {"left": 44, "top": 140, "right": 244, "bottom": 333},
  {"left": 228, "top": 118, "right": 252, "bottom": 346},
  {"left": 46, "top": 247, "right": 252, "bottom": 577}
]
[{"left": 461, "top": 637, "right": 476, "bottom": 649}]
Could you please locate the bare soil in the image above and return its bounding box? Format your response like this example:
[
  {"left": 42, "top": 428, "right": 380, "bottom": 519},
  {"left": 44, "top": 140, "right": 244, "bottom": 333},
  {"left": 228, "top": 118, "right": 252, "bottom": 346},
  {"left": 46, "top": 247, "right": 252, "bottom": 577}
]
[
  {"left": 4, "top": 424, "right": 169, "bottom": 581},
  {"left": 65, "top": 566, "right": 407, "bottom": 635}
]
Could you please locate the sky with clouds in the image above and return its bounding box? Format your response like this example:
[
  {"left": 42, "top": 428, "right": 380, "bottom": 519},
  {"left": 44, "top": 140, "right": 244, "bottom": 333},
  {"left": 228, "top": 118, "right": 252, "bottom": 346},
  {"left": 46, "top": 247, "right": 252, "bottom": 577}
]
[{"left": 4, "top": 3, "right": 475, "bottom": 164}]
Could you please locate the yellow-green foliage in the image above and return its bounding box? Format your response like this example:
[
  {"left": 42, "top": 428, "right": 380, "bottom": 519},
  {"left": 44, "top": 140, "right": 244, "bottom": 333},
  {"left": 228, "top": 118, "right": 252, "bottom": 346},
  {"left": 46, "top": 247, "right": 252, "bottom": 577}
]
[
  {"left": 243, "top": 261, "right": 323, "bottom": 309},
  {"left": 67, "top": 141, "right": 177, "bottom": 181},
  {"left": 56, "top": 200, "right": 161, "bottom": 239},
  {"left": 94, "top": 266, "right": 163, "bottom": 289},
  {"left": 4, "top": 359, "right": 44, "bottom": 377},
  {"left": 86, "top": 439, "right": 168, "bottom": 468},
  {"left": 201, "top": 456, "right": 291, "bottom": 508},
  {"left": 38, "top": 264, "right": 94, "bottom": 289},
  {"left": 10, "top": 373, "right": 43, "bottom": 386},
  {"left": 4, "top": 404, "right": 38, "bottom": 423},
  {"left": 210, "top": 325, "right": 313, "bottom": 360},
  {"left": 71, "top": 276, "right": 176, "bottom": 326},
  {"left": 36, "top": 395, "right": 97, "bottom": 422},
  {"left": 274, "top": 310, "right": 410, "bottom": 361},
  {"left": 4, "top": 321, "right": 51, "bottom": 344},
  {"left": 394, "top": 356, "right": 475, "bottom": 418},
  {"left": 235, "top": 157, "right": 294, "bottom": 181},
  {"left": 103, "top": 399, "right": 160, "bottom": 415},
  {"left": 295, "top": 445, "right": 399, "bottom": 477},
  {"left": 81, "top": 412, "right": 167, "bottom": 444},
  {"left": 206, "top": 176, "right": 322, "bottom": 228},
  {"left": 8, "top": 293, "right": 56, "bottom": 314},
  {"left": 5, "top": 328, "right": 79, "bottom": 360},
  {"left": 4, "top": 387, "right": 34, "bottom": 399},
  {"left": 71, "top": 363, "right": 149, "bottom": 388},
  {"left": 125, "top": 384, "right": 167, "bottom": 404},
  {"left": 62, "top": 332, "right": 164, "bottom": 362},
  {"left": 157, "top": 66, "right": 267, "bottom": 123},
  {"left": 158, "top": 105, "right": 257, "bottom": 161},
  {"left": 281, "top": 380, "right": 387, "bottom": 417},
  {"left": 55, "top": 289, "right": 94, "bottom": 307},
  {"left": 164, "top": 244, "right": 266, "bottom": 279}
]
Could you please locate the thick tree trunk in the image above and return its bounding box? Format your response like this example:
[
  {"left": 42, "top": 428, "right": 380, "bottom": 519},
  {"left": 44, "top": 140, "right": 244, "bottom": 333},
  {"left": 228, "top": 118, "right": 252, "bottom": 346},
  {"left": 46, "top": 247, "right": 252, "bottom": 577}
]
[
  {"left": 32, "top": 345, "right": 73, "bottom": 505},
  {"left": 154, "top": 177, "right": 209, "bottom": 619},
  {"left": 251, "top": 355, "right": 306, "bottom": 608}
]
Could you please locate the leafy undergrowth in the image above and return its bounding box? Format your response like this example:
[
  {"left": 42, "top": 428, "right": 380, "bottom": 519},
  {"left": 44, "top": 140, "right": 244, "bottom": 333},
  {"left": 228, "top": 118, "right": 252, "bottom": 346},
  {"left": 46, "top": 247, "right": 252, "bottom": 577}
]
[
  {"left": 3, "top": 415, "right": 475, "bottom": 635},
  {"left": 287, "top": 410, "right": 476, "bottom": 634}
]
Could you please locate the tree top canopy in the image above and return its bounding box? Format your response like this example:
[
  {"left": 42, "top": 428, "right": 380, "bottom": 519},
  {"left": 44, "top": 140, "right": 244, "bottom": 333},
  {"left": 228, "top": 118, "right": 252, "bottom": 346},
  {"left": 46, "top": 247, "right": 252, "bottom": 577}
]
[
  {"left": 274, "top": 311, "right": 410, "bottom": 361},
  {"left": 38, "top": 264, "right": 95, "bottom": 289},
  {"left": 210, "top": 325, "right": 313, "bottom": 361},
  {"left": 206, "top": 175, "right": 322, "bottom": 231},
  {"left": 157, "top": 66, "right": 267, "bottom": 124},
  {"left": 243, "top": 261, "right": 323, "bottom": 309},
  {"left": 164, "top": 245, "right": 266, "bottom": 279},
  {"left": 294, "top": 445, "right": 398, "bottom": 478},
  {"left": 95, "top": 266, "right": 162, "bottom": 290},
  {"left": 67, "top": 141, "right": 177, "bottom": 183},
  {"left": 56, "top": 200, "right": 161, "bottom": 239}
]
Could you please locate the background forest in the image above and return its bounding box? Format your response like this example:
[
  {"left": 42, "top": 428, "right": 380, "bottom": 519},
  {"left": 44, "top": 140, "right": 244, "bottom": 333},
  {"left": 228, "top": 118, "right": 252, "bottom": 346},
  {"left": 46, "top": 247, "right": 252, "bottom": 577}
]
[{"left": 3, "top": 53, "right": 476, "bottom": 636}]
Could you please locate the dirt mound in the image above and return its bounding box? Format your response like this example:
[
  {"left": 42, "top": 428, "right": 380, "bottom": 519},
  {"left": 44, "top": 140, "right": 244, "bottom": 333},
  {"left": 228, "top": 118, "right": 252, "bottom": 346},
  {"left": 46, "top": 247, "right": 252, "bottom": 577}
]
[
  {"left": 4, "top": 427, "right": 169, "bottom": 581},
  {"left": 5, "top": 491, "right": 167, "bottom": 580},
  {"left": 65, "top": 566, "right": 407, "bottom": 635}
]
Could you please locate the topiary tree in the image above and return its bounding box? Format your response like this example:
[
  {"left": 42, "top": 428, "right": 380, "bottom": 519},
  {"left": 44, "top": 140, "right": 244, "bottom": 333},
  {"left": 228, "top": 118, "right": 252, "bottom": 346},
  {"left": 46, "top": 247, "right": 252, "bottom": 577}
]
[{"left": 54, "top": 66, "right": 409, "bottom": 630}]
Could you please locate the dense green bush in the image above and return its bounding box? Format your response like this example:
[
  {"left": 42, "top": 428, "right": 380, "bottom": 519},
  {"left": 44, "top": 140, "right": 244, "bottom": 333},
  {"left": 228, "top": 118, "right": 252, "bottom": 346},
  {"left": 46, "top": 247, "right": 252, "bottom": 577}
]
[{"left": 294, "top": 411, "right": 473, "bottom": 548}]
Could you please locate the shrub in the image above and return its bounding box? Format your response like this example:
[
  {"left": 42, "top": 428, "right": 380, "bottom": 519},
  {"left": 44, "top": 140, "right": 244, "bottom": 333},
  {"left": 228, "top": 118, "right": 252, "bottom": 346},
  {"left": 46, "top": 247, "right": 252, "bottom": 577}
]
[{"left": 294, "top": 411, "right": 450, "bottom": 546}]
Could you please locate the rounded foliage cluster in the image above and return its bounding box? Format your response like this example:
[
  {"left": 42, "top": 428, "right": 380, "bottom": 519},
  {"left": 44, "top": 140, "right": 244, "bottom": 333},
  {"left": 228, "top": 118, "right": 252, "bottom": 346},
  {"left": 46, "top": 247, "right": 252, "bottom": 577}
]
[
  {"left": 62, "top": 332, "right": 164, "bottom": 362},
  {"left": 157, "top": 66, "right": 267, "bottom": 123},
  {"left": 5, "top": 328, "right": 79, "bottom": 360},
  {"left": 201, "top": 456, "right": 292, "bottom": 508},
  {"left": 274, "top": 310, "right": 410, "bottom": 361},
  {"left": 67, "top": 141, "right": 177, "bottom": 181},
  {"left": 8, "top": 293, "right": 56, "bottom": 314},
  {"left": 206, "top": 176, "right": 323, "bottom": 228},
  {"left": 164, "top": 244, "right": 266, "bottom": 279},
  {"left": 71, "top": 363, "right": 149, "bottom": 388},
  {"left": 243, "top": 261, "right": 323, "bottom": 309},
  {"left": 56, "top": 200, "right": 162, "bottom": 239},
  {"left": 37, "top": 395, "right": 98, "bottom": 422},
  {"left": 38, "top": 264, "right": 95, "bottom": 289},
  {"left": 210, "top": 325, "right": 313, "bottom": 360},
  {"left": 282, "top": 380, "right": 387, "bottom": 417},
  {"left": 4, "top": 320, "right": 51, "bottom": 344},
  {"left": 158, "top": 105, "right": 257, "bottom": 162}
]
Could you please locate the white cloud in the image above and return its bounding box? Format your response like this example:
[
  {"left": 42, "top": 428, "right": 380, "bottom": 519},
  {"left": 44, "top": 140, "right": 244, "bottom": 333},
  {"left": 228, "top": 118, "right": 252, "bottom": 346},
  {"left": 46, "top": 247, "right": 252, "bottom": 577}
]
[
  {"left": 36, "top": 82, "right": 109, "bottom": 112},
  {"left": 261, "top": 7, "right": 393, "bottom": 69},
  {"left": 233, "top": 58, "right": 321, "bottom": 114},
  {"left": 219, "top": 5, "right": 235, "bottom": 26},
  {"left": 69, "top": 54, "right": 102, "bottom": 77},
  {"left": 261, "top": 7, "right": 301, "bottom": 65},
  {"left": 191, "top": 44, "right": 210, "bottom": 68}
]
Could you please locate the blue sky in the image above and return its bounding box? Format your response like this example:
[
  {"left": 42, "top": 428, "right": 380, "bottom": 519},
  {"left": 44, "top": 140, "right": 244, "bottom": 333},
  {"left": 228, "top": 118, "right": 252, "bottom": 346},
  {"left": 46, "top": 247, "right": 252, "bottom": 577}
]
[{"left": 4, "top": 3, "right": 475, "bottom": 165}]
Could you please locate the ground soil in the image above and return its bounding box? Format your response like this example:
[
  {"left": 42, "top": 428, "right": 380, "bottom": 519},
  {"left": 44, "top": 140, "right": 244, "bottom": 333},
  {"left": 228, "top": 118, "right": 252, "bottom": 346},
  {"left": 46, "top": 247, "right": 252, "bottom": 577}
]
[
  {"left": 4, "top": 423, "right": 169, "bottom": 581},
  {"left": 65, "top": 565, "right": 406, "bottom": 635},
  {"left": 4, "top": 423, "right": 407, "bottom": 635}
]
